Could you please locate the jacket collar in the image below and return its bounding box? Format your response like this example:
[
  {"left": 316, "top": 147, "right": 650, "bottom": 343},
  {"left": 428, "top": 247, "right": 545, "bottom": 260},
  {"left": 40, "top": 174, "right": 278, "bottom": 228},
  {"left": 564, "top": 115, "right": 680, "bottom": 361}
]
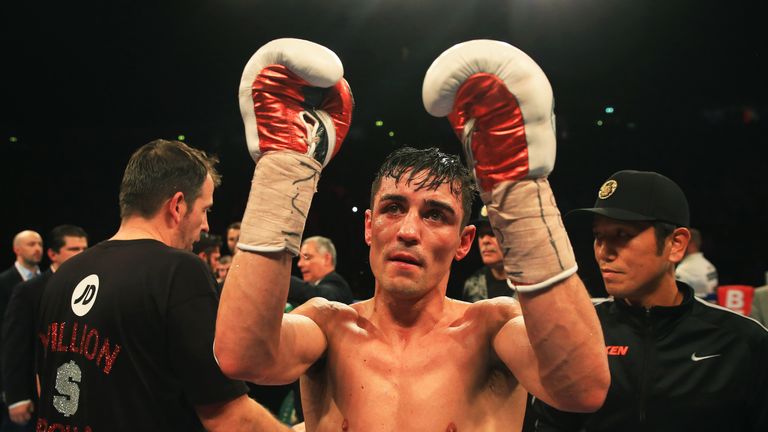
[{"left": 612, "top": 282, "right": 695, "bottom": 327}]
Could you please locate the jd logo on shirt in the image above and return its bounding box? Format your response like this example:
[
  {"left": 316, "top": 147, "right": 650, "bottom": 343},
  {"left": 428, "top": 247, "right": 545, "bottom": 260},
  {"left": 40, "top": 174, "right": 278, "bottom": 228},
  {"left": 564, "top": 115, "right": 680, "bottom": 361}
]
[{"left": 71, "top": 274, "right": 99, "bottom": 316}]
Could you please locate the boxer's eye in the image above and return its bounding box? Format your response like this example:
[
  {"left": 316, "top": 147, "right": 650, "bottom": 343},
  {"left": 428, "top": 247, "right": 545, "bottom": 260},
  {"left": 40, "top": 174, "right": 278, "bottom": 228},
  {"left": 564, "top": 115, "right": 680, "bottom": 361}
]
[
  {"left": 425, "top": 209, "right": 444, "bottom": 222},
  {"left": 383, "top": 203, "right": 403, "bottom": 214}
]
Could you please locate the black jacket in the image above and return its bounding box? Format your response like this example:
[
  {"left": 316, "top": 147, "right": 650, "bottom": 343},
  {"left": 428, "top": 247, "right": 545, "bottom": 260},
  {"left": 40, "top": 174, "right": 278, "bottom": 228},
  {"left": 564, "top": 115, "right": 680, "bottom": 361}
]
[
  {"left": 288, "top": 271, "right": 353, "bottom": 306},
  {"left": 0, "top": 264, "right": 24, "bottom": 395},
  {"left": 0, "top": 265, "right": 23, "bottom": 321},
  {"left": 532, "top": 283, "right": 768, "bottom": 432},
  {"left": 2, "top": 269, "right": 50, "bottom": 405}
]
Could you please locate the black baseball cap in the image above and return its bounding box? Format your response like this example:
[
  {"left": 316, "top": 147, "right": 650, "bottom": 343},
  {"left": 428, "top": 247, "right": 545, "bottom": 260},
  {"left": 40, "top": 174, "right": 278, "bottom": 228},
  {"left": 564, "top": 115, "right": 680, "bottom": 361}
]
[
  {"left": 569, "top": 170, "right": 690, "bottom": 227},
  {"left": 470, "top": 205, "right": 494, "bottom": 236}
]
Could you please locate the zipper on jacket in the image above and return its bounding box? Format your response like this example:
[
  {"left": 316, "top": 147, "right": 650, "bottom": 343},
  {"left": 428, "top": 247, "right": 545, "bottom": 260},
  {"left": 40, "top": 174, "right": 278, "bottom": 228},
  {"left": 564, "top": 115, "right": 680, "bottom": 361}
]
[{"left": 638, "top": 308, "right": 652, "bottom": 423}]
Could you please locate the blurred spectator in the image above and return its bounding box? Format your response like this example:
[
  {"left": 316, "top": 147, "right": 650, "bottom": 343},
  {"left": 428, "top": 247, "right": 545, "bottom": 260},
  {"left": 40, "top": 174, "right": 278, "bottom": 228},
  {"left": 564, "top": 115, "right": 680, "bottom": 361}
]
[
  {"left": 226, "top": 222, "right": 241, "bottom": 255},
  {"left": 675, "top": 228, "right": 718, "bottom": 297},
  {"left": 288, "top": 236, "right": 353, "bottom": 306},
  {"left": 750, "top": 284, "right": 768, "bottom": 327},
  {"left": 217, "top": 254, "right": 232, "bottom": 284},
  {"left": 0, "top": 230, "right": 42, "bottom": 431},
  {"left": 462, "top": 206, "right": 515, "bottom": 302},
  {"left": 2, "top": 225, "right": 88, "bottom": 431},
  {"left": 193, "top": 232, "right": 222, "bottom": 280}
]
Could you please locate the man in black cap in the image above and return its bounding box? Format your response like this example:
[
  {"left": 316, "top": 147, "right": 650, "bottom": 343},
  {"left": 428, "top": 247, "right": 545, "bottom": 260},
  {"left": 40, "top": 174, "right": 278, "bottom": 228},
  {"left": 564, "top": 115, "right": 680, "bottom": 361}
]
[{"left": 532, "top": 170, "right": 768, "bottom": 432}]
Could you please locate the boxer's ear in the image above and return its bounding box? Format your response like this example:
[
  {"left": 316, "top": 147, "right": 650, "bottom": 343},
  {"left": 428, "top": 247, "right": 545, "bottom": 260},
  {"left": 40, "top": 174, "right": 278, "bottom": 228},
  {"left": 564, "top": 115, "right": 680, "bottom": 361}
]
[
  {"left": 455, "top": 224, "right": 476, "bottom": 261},
  {"left": 364, "top": 209, "right": 373, "bottom": 246}
]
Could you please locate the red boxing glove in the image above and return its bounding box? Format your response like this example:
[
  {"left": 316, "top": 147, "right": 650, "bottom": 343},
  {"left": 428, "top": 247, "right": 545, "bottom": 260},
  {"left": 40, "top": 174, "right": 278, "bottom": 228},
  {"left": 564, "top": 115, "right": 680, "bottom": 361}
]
[
  {"left": 236, "top": 39, "right": 354, "bottom": 255},
  {"left": 422, "top": 39, "right": 555, "bottom": 193},
  {"left": 422, "top": 40, "right": 575, "bottom": 292},
  {"left": 238, "top": 38, "right": 354, "bottom": 168}
]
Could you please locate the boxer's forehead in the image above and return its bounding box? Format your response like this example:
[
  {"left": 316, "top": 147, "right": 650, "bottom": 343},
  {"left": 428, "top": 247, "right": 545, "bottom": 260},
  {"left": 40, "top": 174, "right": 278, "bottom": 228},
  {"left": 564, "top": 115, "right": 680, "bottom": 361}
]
[{"left": 373, "top": 171, "right": 463, "bottom": 210}]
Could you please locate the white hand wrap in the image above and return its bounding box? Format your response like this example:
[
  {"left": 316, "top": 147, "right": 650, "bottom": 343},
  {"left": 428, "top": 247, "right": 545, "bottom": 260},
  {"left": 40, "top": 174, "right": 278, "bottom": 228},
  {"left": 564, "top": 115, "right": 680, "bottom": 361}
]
[
  {"left": 237, "top": 151, "right": 321, "bottom": 256},
  {"left": 484, "top": 179, "right": 578, "bottom": 293}
]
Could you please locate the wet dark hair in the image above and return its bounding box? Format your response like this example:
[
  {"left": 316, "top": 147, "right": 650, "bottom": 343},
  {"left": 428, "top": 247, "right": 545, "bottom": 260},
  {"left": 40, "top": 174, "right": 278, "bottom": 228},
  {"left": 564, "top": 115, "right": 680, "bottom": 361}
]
[
  {"left": 119, "top": 139, "right": 221, "bottom": 219},
  {"left": 370, "top": 147, "right": 477, "bottom": 227}
]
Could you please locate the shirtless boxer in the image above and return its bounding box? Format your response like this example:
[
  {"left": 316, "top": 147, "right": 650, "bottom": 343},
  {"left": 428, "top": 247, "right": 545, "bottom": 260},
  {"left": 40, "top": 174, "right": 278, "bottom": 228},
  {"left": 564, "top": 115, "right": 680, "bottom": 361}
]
[{"left": 216, "top": 38, "right": 609, "bottom": 431}]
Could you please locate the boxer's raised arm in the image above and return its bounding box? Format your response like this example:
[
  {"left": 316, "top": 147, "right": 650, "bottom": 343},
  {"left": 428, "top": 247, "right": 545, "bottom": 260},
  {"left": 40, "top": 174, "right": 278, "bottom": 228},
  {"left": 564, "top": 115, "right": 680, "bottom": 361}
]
[
  {"left": 423, "top": 40, "right": 608, "bottom": 412},
  {"left": 215, "top": 38, "right": 353, "bottom": 383},
  {"left": 493, "top": 276, "right": 606, "bottom": 413}
]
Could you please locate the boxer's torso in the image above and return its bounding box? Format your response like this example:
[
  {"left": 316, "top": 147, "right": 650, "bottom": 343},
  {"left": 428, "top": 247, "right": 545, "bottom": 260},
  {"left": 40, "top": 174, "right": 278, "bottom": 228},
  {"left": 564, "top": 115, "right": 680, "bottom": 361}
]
[{"left": 299, "top": 297, "right": 527, "bottom": 431}]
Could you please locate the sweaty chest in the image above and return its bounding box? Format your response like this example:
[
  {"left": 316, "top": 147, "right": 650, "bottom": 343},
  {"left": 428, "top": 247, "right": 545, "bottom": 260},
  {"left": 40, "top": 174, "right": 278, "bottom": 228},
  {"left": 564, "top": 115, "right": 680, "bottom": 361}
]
[
  {"left": 337, "top": 325, "right": 483, "bottom": 384},
  {"left": 335, "top": 326, "right": 485, "bottom": 405},
  {"left": 304, "top": 313, "right": 525, "bottom": 431}
]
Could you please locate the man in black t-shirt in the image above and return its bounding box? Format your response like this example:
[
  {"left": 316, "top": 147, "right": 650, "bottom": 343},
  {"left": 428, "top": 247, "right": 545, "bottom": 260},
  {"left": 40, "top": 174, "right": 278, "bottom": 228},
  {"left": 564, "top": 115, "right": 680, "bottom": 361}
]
[
  {"left": 36, "top": 140, "right": 287, "bottom": 432},
  {"left": 462, "top": 206, "right": 516, "bottom": 302}
]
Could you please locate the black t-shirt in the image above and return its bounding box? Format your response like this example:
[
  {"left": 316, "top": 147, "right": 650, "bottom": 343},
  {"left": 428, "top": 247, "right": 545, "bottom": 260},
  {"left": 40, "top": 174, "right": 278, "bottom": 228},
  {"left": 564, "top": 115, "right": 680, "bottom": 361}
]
[
  {"left": 36, "top": 239, "right": 248, "bottom": 432},
  {"left": 485, "top": 267, "right": 513, "bottom": 299}
]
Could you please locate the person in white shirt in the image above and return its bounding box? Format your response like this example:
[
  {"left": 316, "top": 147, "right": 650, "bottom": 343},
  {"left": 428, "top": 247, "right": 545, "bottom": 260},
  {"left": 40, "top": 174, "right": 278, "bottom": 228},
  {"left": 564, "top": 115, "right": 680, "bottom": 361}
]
[{"left": 675, "top": 228, "right": 718, "bottom": 297}]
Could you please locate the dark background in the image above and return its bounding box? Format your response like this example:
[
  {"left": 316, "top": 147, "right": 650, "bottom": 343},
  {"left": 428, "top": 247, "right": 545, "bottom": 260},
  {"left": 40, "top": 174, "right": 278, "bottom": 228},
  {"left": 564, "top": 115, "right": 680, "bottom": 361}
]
[{"left": 2, "top": 0, "right": 766, "bottom": 299}]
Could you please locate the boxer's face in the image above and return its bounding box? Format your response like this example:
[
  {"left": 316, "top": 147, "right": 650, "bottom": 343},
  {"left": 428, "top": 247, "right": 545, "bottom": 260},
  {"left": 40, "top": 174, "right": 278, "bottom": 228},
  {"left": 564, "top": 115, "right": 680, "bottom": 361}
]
[
  {"left": 593, "top": 216, "right": 675, "bottom": 302},
  {"left": 178, "top": 175, "right": 214, "bottom": 251},
  {"left": 366, "top": 172, "right": 474, "bottom": 299}
]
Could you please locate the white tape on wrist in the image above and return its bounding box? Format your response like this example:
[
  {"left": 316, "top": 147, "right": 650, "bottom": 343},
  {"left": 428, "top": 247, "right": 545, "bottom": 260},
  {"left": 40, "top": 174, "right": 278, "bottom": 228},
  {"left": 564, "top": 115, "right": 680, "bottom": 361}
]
[
  {"left": 484, "top": 178, "right": 577, "bottom": 292},
  {"left": 237, "top": 151, "right": 321, "bottom": 256},
  {"left": 507, "top": 265, "right": 578, "bottom": 293}
]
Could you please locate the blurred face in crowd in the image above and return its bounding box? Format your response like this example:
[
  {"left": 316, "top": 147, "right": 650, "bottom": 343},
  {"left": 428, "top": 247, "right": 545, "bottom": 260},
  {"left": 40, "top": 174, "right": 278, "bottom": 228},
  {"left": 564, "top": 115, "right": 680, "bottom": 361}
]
[
  {"left": 203, "top": 246, "right": 221, "bottom": 275},
  {"left": 476, "top": 225, "right": 503, "bottom": 268},
  {"left": 14, "top": 231, "right": 43, "bottom": 267},
  {"left": 49, "top": 236, "right": 88, "bottom": 270},
  {"left": 298, "top": 240, "right": 334, "bottom": 283},
  {"left": 217, "top": 258, "right": 232, "bottom": 282}
]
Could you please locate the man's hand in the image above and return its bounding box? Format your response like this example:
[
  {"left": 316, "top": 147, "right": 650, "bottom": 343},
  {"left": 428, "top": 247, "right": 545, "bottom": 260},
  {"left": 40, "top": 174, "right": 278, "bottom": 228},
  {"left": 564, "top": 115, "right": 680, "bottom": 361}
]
[{"left": 8, "top": 400, "right": 33, "bottom": 425}]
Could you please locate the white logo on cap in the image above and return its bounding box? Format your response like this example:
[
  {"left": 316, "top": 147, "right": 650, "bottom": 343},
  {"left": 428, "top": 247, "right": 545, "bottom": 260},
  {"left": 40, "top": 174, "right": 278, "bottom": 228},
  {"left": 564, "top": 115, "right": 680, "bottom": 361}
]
[
  {"left": 71, "top": 274, "right": 99, "bottom": 316},
  {"left": 598, "top": 180, "right": 618, "bottom": 199}
]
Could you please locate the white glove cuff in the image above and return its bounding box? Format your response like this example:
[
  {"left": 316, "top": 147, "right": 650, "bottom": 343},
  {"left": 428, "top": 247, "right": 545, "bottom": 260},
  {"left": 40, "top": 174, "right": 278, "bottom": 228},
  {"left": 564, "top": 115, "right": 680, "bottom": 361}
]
[{"left": 237, "top": 151, "right": 321, "bottom": 256}]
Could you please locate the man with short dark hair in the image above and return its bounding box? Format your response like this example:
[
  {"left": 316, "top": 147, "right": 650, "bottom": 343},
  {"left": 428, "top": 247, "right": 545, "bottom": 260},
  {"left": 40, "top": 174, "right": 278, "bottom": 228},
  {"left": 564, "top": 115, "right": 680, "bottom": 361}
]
[
  {"left": 217, "top": 255, "right": 233, "bottom": 284},
  {"left": 532, "top": 170, "right": 768, "bottom": 431},
  {"left": 193, "top": 232, "right": 223, "bottom": 279},
  {"left": 2, "top": 225, "right": 88, "bottom": 430},
  {"left": 36, "top": 139, "right": 286, "bottom": 431}
]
